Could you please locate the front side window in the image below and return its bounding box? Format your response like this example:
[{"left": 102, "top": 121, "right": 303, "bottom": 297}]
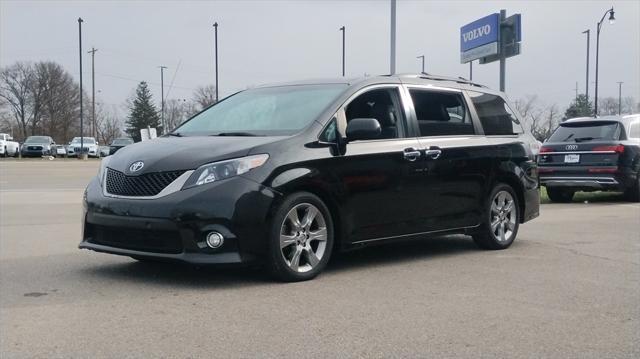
[
  {"left": 344, "top": 88, "right": 405, "bottom": 140},
  {"left": 469, "top": 91, "right": 524, "bottom": 135},
  {"left": 409, "top": 89, "right": 474, "bottom": 137},
  {"left": 176, "top": 84, "right": 347, "bottom": 136}
]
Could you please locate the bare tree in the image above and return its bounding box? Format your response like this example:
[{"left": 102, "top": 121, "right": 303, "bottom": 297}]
[
  {"left": 530, "top": 104, "right": 561, "bottom": 141},
  {"left": 34, "top": 62, "right": 80, "bottom": 143},
  {"left": 192, "top": 85, "right": 217, "bottom": 111},
  {"left": 164, "top": 98, "right": 198, "bottom": 131},
  {"left": 94, "top": 103, "right": 122, "bottom": 145},
  {"left": 598, "top": 97, "right": 618, "bottom": 116},
  {"left": 0, "top": 62, "right": 35, "bottom": 140}
]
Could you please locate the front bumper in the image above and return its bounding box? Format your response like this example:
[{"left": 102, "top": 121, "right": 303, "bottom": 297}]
[
  {"left": 21, "top": 149, "right": 53, "bottom": 157},
  {"left": 79, "top": 175, "right": 280, "bottom": 265}
]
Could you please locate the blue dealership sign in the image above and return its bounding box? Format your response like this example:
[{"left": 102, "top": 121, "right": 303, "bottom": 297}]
[{"left": 460, "top": 13, "right": 500, "bottom": 52}]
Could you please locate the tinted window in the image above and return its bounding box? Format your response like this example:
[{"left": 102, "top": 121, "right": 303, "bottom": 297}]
[
  {"left": 409, "top": 90, "right": 474, "bottom": 136},
  {"left": 176, "top": 84, "right": 347, "bottom": 136},
  {"left": 469, "top": 91, "right": 523, "bottom": 135},
  {"left": 345, "top": 88, "right": 404, "bottom": 140},
  {"left": 548, "top": 122, "right": 621, "bottom": 142}
]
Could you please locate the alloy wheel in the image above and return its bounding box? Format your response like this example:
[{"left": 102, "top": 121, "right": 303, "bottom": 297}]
[
  {"left": 279, "top": 203, "right": 328, "bottom": 273},
  {"left": 490, "top": 190, "right": 517, "bottom": 243}
]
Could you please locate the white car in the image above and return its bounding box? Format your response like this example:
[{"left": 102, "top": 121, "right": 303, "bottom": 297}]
[
  {"left": 67, "top": 137, "right": 100, "bottom": 158},
  {"left": 0, "top": 133, "right": 20, "bottom": 157}
]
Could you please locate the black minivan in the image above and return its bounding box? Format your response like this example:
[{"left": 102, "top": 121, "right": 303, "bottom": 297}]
[{"left": 80, "top": 74, "right": 540, "bottom": 281}]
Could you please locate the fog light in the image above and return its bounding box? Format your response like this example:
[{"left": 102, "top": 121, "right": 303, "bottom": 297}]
[{"left": 206, "top": 232, "right": 224, "bottom": 248}]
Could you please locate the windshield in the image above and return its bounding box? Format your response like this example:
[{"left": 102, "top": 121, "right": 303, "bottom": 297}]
[
  {"left": 175, "top": 84, "right": 347, "bottom": 136},
  {"left": 71, "top": 137, "right": 96, "bottom": 144},
  {"left": 25, "top": 136, "right": 50, "bottom": 143},
  {"left": 112, "top": 138, "right": 133, "bottom": 145},
  {"left": 548, "top": 122, "right": 621, "bottom": 142}
]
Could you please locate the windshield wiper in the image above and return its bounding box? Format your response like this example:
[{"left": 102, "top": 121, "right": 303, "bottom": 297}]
[
  {"left": 213, "top": 132, "right": 258, "bottom": 137},
  {"left": 166, "top": 132, "right": 183, "bottom": 137},
  {"left": 574, "top": 136, "right": 601, "bottom": 142}
]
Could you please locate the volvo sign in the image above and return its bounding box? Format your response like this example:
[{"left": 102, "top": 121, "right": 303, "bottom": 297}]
[{"left": 460, "top": 13, "right": 500, "bottom": 63}]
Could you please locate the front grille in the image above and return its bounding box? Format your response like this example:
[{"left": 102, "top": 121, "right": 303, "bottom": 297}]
[
  {"left": 105, "top": 168, "right": 185, "bottom": 197},
  {"left": 28, "top": 146, "right": 43, "bottom": 150},
  {"left": 88, "top": 224, "right": 183, "bottom": 254}
]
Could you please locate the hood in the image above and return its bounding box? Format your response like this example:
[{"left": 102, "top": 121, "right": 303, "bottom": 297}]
[{"left": 107, "top": 135, "right": 286, "bottom": 175}]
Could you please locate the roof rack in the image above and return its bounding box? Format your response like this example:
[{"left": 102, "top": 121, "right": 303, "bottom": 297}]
[{"left": 416, "top": 72, "right": 487, "bottom": 88}]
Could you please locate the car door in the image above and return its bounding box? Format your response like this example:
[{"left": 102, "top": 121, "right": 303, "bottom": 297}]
[
  {"left": 324, "top": 85, "right": 428, "bottom": 243},
  {"left": 405, "top": 85, "right": 490, "bottom": 232}
]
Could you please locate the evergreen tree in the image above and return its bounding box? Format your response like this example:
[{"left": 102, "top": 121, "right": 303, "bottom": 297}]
[
  {"left": 125, "top": 82, "right": 160, "bottom": 141},
  {"left": 563, "top": 94, "right": 593, "bottom": 121}
]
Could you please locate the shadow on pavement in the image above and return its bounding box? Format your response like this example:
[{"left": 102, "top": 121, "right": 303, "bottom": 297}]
[{"left": 79, "top": 234, "right": 480, "bottom": 288}]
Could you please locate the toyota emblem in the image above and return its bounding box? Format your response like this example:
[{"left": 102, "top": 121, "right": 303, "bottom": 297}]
[
  {"left": 565, "top": 144, "right": 578, "bottom": 151},
  {"left": 129, "top": 161, "right": 145, "bottom": 172}
]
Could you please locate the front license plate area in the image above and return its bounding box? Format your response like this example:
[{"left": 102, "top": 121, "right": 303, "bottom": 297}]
[{"left": 564, "top": 154, "right": 580, "bottom": 163}]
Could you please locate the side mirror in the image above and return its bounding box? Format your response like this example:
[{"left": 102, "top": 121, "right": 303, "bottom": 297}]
[{"left": 346, "top": 118, "right": 381, "bottom": 142}]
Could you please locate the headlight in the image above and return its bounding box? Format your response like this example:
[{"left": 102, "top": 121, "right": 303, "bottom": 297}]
[
  {"left": 97, "top": 156, "right": 111, "bottom": 187},
  {"left": 182, "top": 154, "right": 269, "bottom": 190}
]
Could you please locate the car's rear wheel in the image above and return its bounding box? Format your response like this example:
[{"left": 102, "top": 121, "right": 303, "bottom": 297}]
[
  {"left": 267, "top": 192, "right": 334, "bottom": 282},
  {"left": 2, "top": 147, "right": 7, "bottom": 158},
  {"left": 624, "top": 173, "right": 640, "bottom": 202},
  {"left": 546, "top": 187, "right": 575, "bottom": 203},
  {"left": 473, "top": 183, "right": 520, "bottom": 250}
]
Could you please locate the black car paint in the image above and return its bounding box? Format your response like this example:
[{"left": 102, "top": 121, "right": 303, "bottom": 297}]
[{"left": 80, "top": 76, "right": 540, "bottom": 264}]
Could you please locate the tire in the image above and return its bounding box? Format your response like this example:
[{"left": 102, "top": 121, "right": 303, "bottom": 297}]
[
  {"left": 624, "top": 173, "right": 640, "bottom": 202},
  {"left": 473, "top": 183, "right": 520, "bottom": 250},
  {"left": 546, "top": 187, "right": 575, "bottom": 203},
  {"left": 266, "top": 192, "right": 334, "bottom": 282}
]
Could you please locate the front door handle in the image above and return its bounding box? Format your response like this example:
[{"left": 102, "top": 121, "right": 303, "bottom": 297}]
[
  {"left": 424, "top": 146, "right": 442, "bottom": 159},
  {"left": 403, "top": 147, "right": 422, "bottom": 162}
]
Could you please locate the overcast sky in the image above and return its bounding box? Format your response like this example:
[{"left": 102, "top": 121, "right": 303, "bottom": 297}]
[{"left": 1, "top": 0, "right": 639, "bottom": 116}]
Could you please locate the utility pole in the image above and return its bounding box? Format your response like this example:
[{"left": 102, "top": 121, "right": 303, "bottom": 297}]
[
  {"left": 499, "top": 9, "right": 506, "bottom": 92},
  {"left": 213, "top": 22, "right": 219, "bottom": 102},
  {"left": 594, "top": 7, "right": 616, "bottom": 116},
  {"left": 390, "top": 0, "right": 396, "bottom": 74},
  {"left": 582, "top": 29, "right": 590, "bottom": 102},
  {"left": 159, "top": 66, "right": 167, "bottom": 133},
  {"left": 340, "top": 26, "right": 345, "bottom": 77},
  {"left": 78, "top": 18, "right": 84, "bottom": 159},
  {"left": 88, "top": 47, "right": 97, "bottom": 139},
  {"left": 617, "top": 81, "right": 623, "bottom": 115},
  {"left": 469, "top": 61, "right": 473, "bottom": 81},
  {"left": 416, "top": 55, "right": 425, "bottom": 73},
  {"left": 575, "top": 82, "right": 579, "bottom": 102}
]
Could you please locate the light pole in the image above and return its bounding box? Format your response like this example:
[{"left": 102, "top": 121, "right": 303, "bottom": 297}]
[
  {"left": 594, "top": 7, "right": 615, "bottom": 116},
  {"left": 88, "top": 47, "right": 97, "bottom": 139},
  {"left": 582, "top": 29, "right": 590, "bottom": 102},
  {"left": 617, "top": 81, "right": 623, "bottom": 115},
  {"left": 213, "top": 22, "right": 219, "bottom": 102},
  {"left": 390, "top": 0, "right": 396, "bottom": 74},
  {"left": 416, "top": 55, "right": 425, "bottom": 73},
  {"left": 159, "top": 65, "right": 167, "bottom": 133},
  {"left": 339, "top": 26, "right": 345, "bottom": 77},
  {"left": 78, "top": 17, "right": 84, "bottom": 159}
]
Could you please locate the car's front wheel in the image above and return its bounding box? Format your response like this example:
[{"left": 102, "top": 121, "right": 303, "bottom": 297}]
[
  {"left": 546, "top": 187, "right": 575, "bottom": 203},
  {"left": 473, "top": 183, "right": 520, "bottom": 250},
  {"left": 267, "top": 192, "right": 334, "bottom": 282},
  {"left": 624, "top": 173, "right": 640, "bottom": 202}
]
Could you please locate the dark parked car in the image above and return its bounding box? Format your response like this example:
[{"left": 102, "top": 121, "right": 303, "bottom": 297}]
[
  {"left": 21, "top": 136, "right": 57, "bottom": 157},
  {"left": 538, "top": 114, "right": 640, "bottom": 202},
  {"left": 80, "top": 74, "right": 540, "bottom": 281},
  {"left": 108, "top": 137, "right": 134, "bottom": 155}
]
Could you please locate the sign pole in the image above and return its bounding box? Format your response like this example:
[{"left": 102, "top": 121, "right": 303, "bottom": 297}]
[
  {"left": 390, "top": 0, "right": 396, "bottom": 75},
  {"left": 469, "top": 61, "right": 473, "bottom": 80},
  {"left": 499, "top": 9, "right": 506, "bottom": 92}
]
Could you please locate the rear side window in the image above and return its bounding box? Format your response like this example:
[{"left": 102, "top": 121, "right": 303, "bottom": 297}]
[
  {"left": 409, "top": 90, "right": 474, "bottom": 137},
  {"left": 629, "top": 121, "right": 640, "bottom": 139},
  {"left": 468, "top": 91, "right": 523, "bottom": 135},
  {"left": 547, "top": 122, "right": 621, "bottom": 143}
]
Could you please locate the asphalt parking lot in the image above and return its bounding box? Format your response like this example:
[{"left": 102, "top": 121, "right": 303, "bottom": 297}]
[{"left": 1, "top": 159, "right": 639, "bottom": 358}]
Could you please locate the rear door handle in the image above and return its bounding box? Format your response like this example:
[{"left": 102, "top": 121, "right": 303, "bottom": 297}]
[
  {"left": 424, "top": 146, "right": 442, "bottom": 159},
  {"left": 403, "top": 147, "right": 422, "bottom": 162}
]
